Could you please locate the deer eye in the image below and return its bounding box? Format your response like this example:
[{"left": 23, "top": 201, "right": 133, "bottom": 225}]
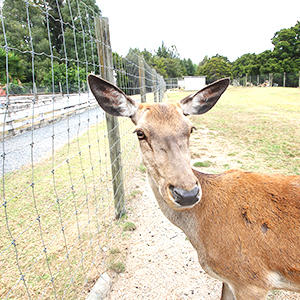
[{"left": 134, "top": 129, "right": 145, "bottom": 140}]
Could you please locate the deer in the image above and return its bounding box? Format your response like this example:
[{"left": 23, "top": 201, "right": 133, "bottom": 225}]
[{"left": 88, "top": 74, "right": 300, "bottom": 300}]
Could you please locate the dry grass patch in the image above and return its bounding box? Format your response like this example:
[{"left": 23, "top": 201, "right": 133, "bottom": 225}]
[
  {"left": 0, "top": 115, "right": 141, "bottom": 299},
  {"left": 166, "top": 87, "right": 299, "bottom": 175}
]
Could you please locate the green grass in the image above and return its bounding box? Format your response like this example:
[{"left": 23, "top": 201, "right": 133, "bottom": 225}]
[
  {"left": 109, "top": 248, "right": 121, "bottom": 255},
  {"left": 227, "top": 152, "right": 237, "bottom": 156},
  {"left": 129, "top": 189, "right": 143, "bottom": 199},
  {"left": 108, "top": 261, "right": 125, "bottom": 274},
  {"left": 123, "top": 222, "right": 136, "bottom": 232},
  {"left": 0, "top": 116, "right": 140, "bottom": 298},
  {"left": 138, "top": 163, "right": 147, "bottom": 173},
  {"left": 193, "top": 160, "right": 213, "bottom": 168}
]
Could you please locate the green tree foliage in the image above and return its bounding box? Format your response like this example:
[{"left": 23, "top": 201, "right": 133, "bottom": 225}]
[
  {"left": 196, "top": 55, "right": 232, "bottom": 83},
  {"left": 231, "top": 53, "right": 260, "bottom": 77},
  {"left": 43, "top": 62, "right": 87, "bottom": 93},
  {"left": 140, "top": 42, "right": 186, "bottom": 78},
  {"left": 256, "top": 50, "right": 279, "bottom": 74},
  {"left": 195, "top": 21, "right": 299, "bottom": 85},
  {"left": 0, "top": 0, "right": 101, "bottom": 91},
  {"left": 156, "top": 42, "right": 179, "bottom": 59},
  {"left": 0, "top": 48, "right": 26, "bottom": 84},
  {"left": 272, "top": 21, "right": 300, "bottom": 73},
  {"left": 182, "top": 58, "right": 196, "bottom": 76}
]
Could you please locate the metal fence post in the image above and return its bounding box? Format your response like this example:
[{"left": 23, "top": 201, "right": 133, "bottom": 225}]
[
  {"left": 159, "top": 75, "right": 163, "bottom": 102},
  {"left": 95, "top": 17, "right": 125, "bottom": 219},
  {"left": 152, "top": 69, "right": 158, "bottom": 102},
  {"left": 138, "top": 56, "right": 146, "bottom": 103},
  {"left": 269, "top": 73, "right": 273, "bottom": 87},
  {"left": 158, "top": 75, "right": 161, "bottom": 101}
]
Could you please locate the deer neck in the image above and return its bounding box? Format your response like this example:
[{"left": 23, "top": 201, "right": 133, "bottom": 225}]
[{"left": 147, "top": 173, "right": 197, "bottom": 242}]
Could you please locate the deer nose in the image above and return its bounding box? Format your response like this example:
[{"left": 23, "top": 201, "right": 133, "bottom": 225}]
[{"left": 169, "top": 185, "right": 200, "bottom": 207}]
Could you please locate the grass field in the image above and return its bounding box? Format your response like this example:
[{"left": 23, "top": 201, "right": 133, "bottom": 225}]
[{"left": 167, "top": 86, "right": 300, "bottom": 175}]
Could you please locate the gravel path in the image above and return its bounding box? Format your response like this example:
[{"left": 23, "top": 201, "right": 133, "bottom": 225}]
[
  {"left": 107, "top": 183, "right": 222, "bottom": 299},
  {"left": 1, "top": 108, "right": 104, "bottom": 174}
]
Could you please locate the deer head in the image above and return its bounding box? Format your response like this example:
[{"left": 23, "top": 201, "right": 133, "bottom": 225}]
[{"left": 88, "top": 75, "right": 229, "bottom": 211}]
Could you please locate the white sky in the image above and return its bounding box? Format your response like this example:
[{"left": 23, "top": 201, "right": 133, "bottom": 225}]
[{"left": 97, "top": 0, "right": 300, "bottom": 64}]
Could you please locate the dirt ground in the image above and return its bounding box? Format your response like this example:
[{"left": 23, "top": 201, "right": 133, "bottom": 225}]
[
  {"left": 105, "top": 126, "right": 300, "bottom": 300},
  {"left": 107, "top": 183, "right": 222, "bottom": 300}
]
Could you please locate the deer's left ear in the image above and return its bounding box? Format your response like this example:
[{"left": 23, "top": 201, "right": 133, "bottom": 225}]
[
  {"left": 88, "top": 74, "right": 138, "bottom": 117},
  {"left": 180, "top": 78, "right": 230, "bottom": 115}
]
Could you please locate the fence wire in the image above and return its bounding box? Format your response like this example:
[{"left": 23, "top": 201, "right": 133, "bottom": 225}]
[{"left": 0, "top": 0, "right": 165, "bottom": 299}]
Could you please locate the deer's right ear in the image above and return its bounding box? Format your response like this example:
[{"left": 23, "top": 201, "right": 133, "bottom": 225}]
[
  {"left": 180, "top": 78, "right": 230, "bottom": 115},
  {"left": 88, "top": 74, "right": 138, "bottom": 118}
]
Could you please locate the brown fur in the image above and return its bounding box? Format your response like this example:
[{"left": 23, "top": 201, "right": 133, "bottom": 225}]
[{"left": 193, "top": 170, "right": 300, "bottom": 291}]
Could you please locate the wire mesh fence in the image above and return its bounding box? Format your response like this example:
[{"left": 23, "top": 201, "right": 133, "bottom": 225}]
[
  {"left": 0, "top": 0, "right": 165, "bottom": 298},
  {"left": 233, "top": 72, "right": 300, "bottom": 87}
]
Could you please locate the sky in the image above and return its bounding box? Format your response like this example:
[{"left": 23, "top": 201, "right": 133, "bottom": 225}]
[{"left": 97, "top": 0, "right": 300, "bottom": 64}]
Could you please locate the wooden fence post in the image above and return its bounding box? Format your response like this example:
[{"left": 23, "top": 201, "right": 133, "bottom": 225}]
[
  {"left": 138, "top": 56, "right": 146, "bottom": 103},
  {"left": 283, "top": 72, "right": 286, "bottom": 87},
  {"left": 95, "top": 17, "right": 125, "bottom": 219},
  {"left": 298, "top": 71, "right": 300, "bottom": 88}
]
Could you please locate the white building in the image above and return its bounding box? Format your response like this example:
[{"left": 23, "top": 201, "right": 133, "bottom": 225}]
[{"left": 179, "top": 76, "right": 206, "bottom": 91}]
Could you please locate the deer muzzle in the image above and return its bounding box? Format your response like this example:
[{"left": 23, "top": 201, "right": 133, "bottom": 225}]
[{"left": 169, "top": 185, "right": 200, "bottom": 207}]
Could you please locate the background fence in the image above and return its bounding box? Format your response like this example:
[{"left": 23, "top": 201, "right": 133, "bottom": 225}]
[
  {"left": 165, "top": 73, "right": 300, "bottom": 90},
  {"left": 0, "top": 0, "right": 165, "bottom": 299},
  {"left": 233, "top": 72, "right": 300, "bottom": 87}
]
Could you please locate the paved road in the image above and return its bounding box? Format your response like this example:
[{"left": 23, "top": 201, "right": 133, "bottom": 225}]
[{"left": 1, "top": 107, "right": 104, "bottom": 175}]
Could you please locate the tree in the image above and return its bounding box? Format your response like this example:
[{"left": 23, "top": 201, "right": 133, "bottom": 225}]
[
  {"left": 0, "top": 48, "right": 26, "bottom": 84},
  {"left": 272, "top": 21, "right": 300, "bottom": 73},
  {"left": 141, "top": 43, "right": 187, "bottom": 78},
  {"left": 156, "top": 42, "right": 179, "bottom": 59},
  {"left": 197, "top": 55, "right": 231, "bottom": 83},
  {"left": 164, "top": 57, "right": 184, "bottom": 78},
  {"left": 231, "top": 53, "right": 259, "bottom": 78},
  {"left": 198, "top": 56, "right": 209, "bottom": 67},
  {"left": 182, "top": 58, "right": 196, "bottom": 76},
  {"left": 43, "top": 62, "right": 87, "bottom": 93},
  {"left": 0, "top": 0, "right": 101, "bottom": 90},
  {"left": 257, "top": 50, "right": 280, "bottom": 74}
]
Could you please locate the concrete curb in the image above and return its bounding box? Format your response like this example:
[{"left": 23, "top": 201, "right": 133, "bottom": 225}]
[{"left": 86, "top": 272, "right": 112, "bottom": 300}]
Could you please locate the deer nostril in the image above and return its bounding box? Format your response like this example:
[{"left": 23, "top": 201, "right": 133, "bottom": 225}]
[
  {"left": 169, "top": 185, "right": 200, "bottom": 206},
  {"left": 169, "top": 185, "right": 181, "bottom": 198}
]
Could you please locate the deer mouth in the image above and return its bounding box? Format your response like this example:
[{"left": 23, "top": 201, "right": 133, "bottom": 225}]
[{"left": 168, "top": 184, "right": 201, "bottom": 207}]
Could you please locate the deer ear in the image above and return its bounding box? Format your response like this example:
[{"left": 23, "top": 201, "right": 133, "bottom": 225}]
[
  {"left": 88, "top": 74, "right": 138, "bottom": 117},
  {"left": 180, "top": 78, "right": 230, "bottom": 115}
]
